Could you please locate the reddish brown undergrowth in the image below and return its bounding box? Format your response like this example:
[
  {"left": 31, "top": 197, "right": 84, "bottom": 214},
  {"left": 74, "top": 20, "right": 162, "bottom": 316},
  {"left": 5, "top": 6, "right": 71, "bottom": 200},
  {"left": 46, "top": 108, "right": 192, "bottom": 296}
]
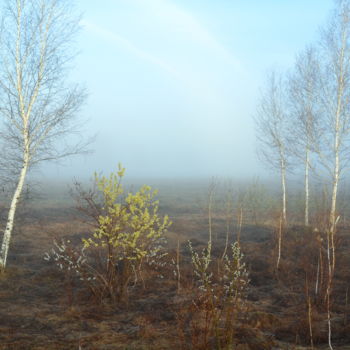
[{"left": 1, "top": 202, "right": 350, "bottom": 349}]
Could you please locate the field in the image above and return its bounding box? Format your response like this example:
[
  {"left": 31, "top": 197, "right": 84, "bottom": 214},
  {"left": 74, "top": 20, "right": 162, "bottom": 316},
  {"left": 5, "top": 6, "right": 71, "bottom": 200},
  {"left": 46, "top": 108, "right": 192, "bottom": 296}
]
[{"left": 1, "top": 179, "right": 350, "bottom": 350}]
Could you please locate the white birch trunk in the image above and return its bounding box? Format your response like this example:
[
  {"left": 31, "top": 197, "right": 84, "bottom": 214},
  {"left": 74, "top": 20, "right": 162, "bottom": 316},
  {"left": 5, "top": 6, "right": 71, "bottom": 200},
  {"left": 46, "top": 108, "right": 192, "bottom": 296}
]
[
  {"left": 329, "top": 11, "right": 345, "bottom": 236},
  {"left": 305, "top": 147, "right": 310, "bottom": 226},
  {"left": 330, "top": 133, "right": 340, "bottom": 235},
  {"left": 276, "top": 214, "right": 283, "bottom": 270},
  {"left": 0, "top": 0, "right": 31, "bottom": 270},
  {"left": 0, "top": 158, "right": 28, "bottom": 269},
  {"left": 330, "top": 169, "right": 339, "bottom": 235},
  {"left": 281, "top": 158, "right": 287, "bottom": 225},
  {"left": 329, "top": 72, "right": 341, "bottom": 237}
]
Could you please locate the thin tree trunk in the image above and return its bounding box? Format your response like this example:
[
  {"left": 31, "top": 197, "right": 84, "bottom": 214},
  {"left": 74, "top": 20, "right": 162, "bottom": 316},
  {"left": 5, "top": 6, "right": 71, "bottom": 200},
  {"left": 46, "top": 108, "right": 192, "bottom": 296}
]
[
  {"left": 208, "top": 179, "right": 216, "bottom": 248},
  {"left": 327, "top": 229, "right": 333, "bottom": 350},
  {"left": 315, "top": 253, "right": 320, "bottom": 296},
  {"left": 330, "top": 157, "right": 339, "bottom": 236},
  {"left": 0, "top": 158, "right": 29, "bottom": 269},
  {"left": 281, "top": 158, "right": 287, "bottom": 225},
  {"left": 305, "top": 147, "right": 310, "bottom": 226},
  {"left": 329, "top": 15, "right": 345, "bottom": 236},
  {"left": 222, "top": 207, "right": 230, "bottom": 260},
  {"left": 208, "top": 192, "right": 213, "bottom": 247},
  {"left": 237, "top": 206, "right": 243, "bottom": 247},
  {"left": 308, "top": 295, "right": 314, "bottom": 350},
  {"left": 276, "top": 214, "right": 283, "bottom": 270},
  {"left": 176, "top": 238, "right": 181, "bottom": 292},
  {"left": 329, "top": 119, "right": 340, "bottom": 276}
]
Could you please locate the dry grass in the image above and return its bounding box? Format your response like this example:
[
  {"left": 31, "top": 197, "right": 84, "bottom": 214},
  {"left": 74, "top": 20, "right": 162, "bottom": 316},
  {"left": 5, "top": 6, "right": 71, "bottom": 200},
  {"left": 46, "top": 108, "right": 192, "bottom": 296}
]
[{"left": 1, "top": 183, "right": 350, "bottom": 349}]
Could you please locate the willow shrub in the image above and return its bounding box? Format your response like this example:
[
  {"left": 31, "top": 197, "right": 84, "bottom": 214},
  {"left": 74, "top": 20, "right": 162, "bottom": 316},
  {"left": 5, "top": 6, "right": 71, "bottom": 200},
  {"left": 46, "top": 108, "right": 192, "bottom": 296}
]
[{"left": 46, "top": 164, "right": 171, "bottom": 303}]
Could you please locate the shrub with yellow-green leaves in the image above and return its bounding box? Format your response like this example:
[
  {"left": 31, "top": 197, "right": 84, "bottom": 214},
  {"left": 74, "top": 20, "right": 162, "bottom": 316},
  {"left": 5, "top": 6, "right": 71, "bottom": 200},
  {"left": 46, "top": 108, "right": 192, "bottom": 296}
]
[
  {"left": 83, "top": 166, "right": 170, "bottom": 259},
  {"left": 81, "top": 165, "right": 171, "bottom": 302},
  {"left": 46, "top": 165, "right": 171, "bottom": 303}
]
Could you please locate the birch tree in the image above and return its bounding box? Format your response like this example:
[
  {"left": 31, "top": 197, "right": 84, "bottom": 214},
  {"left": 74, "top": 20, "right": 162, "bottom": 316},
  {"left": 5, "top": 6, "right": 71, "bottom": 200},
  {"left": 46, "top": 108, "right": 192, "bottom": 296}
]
[
  {"left": 0, "top": 0, "right": 86, "bottom": 270},
  {"left": 288, "top": 47, "right": 321, "bottom": 226},
  {"left": 255, "top": 71, "right": 290, "bottom": 225},
  {"left": 314, "top": 4, "right": 350, "bottom": 346},
  {"left": 317, "top": 0, "right": 350, "bottom": 236}
]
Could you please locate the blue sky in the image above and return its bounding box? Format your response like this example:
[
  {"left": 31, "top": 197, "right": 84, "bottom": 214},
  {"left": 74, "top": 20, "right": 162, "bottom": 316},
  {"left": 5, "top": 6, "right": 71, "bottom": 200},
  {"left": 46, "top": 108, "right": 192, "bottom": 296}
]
[{"left": 47, "top": 0, "right": 334, "bottom": 179}]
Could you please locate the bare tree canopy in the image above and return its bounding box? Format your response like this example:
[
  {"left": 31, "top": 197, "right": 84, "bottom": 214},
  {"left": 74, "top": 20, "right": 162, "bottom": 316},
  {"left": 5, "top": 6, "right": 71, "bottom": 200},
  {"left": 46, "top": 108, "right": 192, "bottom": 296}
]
[
  {"left": 255, "top": 0, "right": 350, "bottom": 232},
  {"left": 288, "top": 46, "right": 321, "bottom": 226},
  {"left": 255, "top": 71, "right": 290, "bottom": 224},
  {"left": 0, "top": 0, "right": 86, "bottom": 173},
  {"left": 0, "top": 0, "right": 87, "bottom": 270}
]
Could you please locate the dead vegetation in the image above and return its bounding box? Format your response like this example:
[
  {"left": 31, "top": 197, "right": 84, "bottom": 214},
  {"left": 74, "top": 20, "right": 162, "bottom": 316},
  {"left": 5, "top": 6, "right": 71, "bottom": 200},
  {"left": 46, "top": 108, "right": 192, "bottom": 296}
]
[{"left": 0, "top": 180, "right": 350, "bottom": 350}]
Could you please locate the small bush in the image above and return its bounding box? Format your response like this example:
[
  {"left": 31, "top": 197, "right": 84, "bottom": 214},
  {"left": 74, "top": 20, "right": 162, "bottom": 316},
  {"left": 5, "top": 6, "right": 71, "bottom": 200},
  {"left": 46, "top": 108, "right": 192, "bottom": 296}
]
[
  {"left": 46, "top": 164, "right": 171, "bottom": 303},
  {"left": 178, "top": 241, "right": 250, "bottom": 349}
]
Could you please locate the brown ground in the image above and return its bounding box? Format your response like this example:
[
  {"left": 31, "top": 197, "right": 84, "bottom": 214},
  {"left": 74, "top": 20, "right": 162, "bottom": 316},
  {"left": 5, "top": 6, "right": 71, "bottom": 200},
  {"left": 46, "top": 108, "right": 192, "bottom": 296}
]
[{"left": 1, "top": 197, "right": 350, "bottom": 350}]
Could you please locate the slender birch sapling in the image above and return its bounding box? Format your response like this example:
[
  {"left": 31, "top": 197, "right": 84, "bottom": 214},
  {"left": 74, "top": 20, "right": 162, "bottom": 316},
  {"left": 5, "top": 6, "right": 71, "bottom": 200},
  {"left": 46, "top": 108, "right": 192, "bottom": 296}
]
[
  {"left": 255, "top": 71, "right": 290, "bottom": 226},
  {"left": 288, "top": 46, "right": 320, "bottom": 226}
]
